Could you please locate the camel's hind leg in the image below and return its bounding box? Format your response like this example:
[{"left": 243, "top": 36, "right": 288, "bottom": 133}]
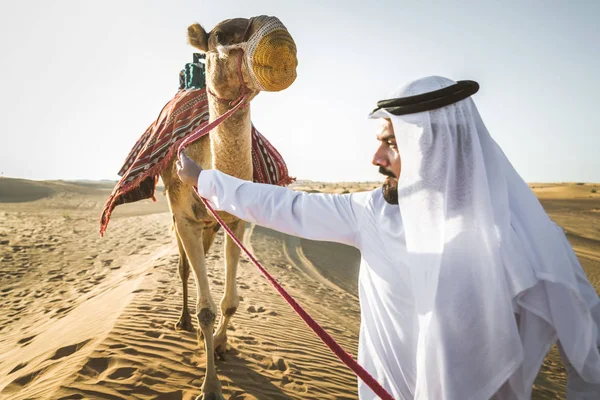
[
  {"left": 175, "top": 232, "right": 194, "bottom": 332},
  {"left": 214, "top": 220, "right": 244, "bottom": 358},
  {"left": 175, "top": 216, "right": 223, "bottom": 400}
]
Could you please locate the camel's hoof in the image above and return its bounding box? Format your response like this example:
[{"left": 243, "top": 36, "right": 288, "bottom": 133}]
[
  {"left": 196, "top": 393, "right": 225, "bottom": 400},
  {"left": 215, "top": 346, "right": 226, "bottom": 361},
  {"left": 213, "top": 334, "right": 228, "bottom": 360},
  {"left": 175, "top": 313, "right": 194, "bottom": 332}
]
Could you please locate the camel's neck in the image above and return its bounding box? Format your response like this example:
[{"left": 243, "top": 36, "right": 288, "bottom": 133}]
[{"left": 208, "top": 95, "right": 253, "bottom": 181}]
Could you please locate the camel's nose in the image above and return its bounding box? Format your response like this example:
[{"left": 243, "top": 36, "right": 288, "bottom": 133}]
[{"left": 250, "top": 28, "right": 298, "bottom": 92}]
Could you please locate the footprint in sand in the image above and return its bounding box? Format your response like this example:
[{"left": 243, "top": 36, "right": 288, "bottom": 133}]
[
  {"left": 144, "top": 330, "right": 162, "bottom": 339},
  {"left": 50, "top": 339, "right": 91, "bottom": 360},
  {"left": 80, "top": 357, "right": 109, "bottom": 377},
  {"left": 5, "top": 367, "right": 49, "bottom": 392},
  {"left": 238, "top": 335, "right": 259, "bottom": 346},
  {"left": 181, "top": 350, "right": 194, "bottom": 362},
  {"left": 123, "top": 347, "right": 140, "bottom": 356},
  {"left": 55, "top": 306, "right": 74, "bottom": 316},
  {"left": 11, "top": 304, "right": 26, "bottom": 312},
  {"left": 17, "top": 335, "right": 36, "bottom": 346},
  {"left": 8, "top": 362, "right": 28, "bottom": 374},
  {"left": 106, "top": 366, "right": 137, "bottom": 380},
  {"left": 268, "top": 355, "right": 289, "bottom": 372},
  {"left": 282, "top": 371, "right": 296, "bottom": 385},
  {"left": 16, "top": 289, "right": 31, "bottom": 298},
  {"left": 247, "top": 306, "right": 265, "bottom": 313}
]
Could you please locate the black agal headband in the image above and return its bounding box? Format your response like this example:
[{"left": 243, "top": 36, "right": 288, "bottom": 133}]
[{"left": 372, "top": 80, "right": 479, "bottom": 116}]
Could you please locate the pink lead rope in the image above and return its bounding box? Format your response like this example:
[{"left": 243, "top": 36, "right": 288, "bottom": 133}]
[
  {"left": 196, "top": 194, "right": 395, "bottom": 400},
  {"left": 177, "top": 82, "right": 394, "bottom": 400}
]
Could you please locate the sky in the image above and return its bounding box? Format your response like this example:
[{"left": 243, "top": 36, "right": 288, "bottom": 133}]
[{"left": 0, "top": 0, "right": 598, "bottom": 183}]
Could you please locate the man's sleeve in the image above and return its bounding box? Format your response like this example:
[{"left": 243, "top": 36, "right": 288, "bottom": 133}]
[{"left": 196, "top": 169, "right": 370, "bottom": 248}]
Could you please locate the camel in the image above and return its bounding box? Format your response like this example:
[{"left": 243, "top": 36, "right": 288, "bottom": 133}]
[{"left": 159, "top": 16, "right": 297, "bottom": 400}]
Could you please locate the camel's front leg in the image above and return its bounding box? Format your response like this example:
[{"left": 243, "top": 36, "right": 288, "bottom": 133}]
[
  {"left": 175, "top": 233, "right": 194, "bottom": 332},
  {"left": 175, "top": 217, "right": 223, "bottom": 400},
  {"left": 214, "top": 219, "right": 244, "bottom": 358}
]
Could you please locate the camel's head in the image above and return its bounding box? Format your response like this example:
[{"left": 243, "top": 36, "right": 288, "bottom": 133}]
[{"left": 187, "top": 16, "right": 297, "bottom": 100}]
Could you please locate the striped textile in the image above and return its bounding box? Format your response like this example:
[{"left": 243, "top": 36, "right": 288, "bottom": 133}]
[{"left": 100, "top": 87, "right": 293, "bottom": 235}]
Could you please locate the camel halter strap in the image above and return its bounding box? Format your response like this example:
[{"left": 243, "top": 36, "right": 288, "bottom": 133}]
[
  {"left": 206, "top": 51, "right": 249, "bottom": 107},
  {"left": 205, "top": 17, "right": 253, "bottom": 106}
]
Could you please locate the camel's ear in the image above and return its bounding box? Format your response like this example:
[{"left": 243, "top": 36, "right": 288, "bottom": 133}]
[{"left": 187, "top": 23, "right": 208, "bottom": 52}]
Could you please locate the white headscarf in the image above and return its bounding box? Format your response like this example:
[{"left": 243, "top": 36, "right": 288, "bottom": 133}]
[{"left": 370, "top": 76, "right": 600, "bottom": 399}]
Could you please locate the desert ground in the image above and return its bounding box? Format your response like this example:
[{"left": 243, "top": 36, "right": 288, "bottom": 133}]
[{"left": 0, "top": 177, "right": 599, "bottom": 399}]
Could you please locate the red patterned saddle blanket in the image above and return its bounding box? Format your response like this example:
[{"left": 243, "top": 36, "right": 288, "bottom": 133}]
[{"left": 100, "top": 88, "right": 293, "bottom": 235}]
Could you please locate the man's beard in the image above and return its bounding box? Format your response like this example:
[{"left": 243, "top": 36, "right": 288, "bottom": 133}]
[
  {"left": 382, "top": 177, "right": 398, "bottom": 204},
  {"left": 379, "top": 167, "right": 398, "bottom": 205}
]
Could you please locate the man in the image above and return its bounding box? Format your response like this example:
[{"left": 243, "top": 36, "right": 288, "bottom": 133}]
[{"left": 177, "top": 76, "right": 600, "bottom": 399}]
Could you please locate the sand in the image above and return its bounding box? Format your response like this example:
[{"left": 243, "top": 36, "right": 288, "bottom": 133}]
[{"left": 0, "top": 177, "right": 598, "bottom": 399}]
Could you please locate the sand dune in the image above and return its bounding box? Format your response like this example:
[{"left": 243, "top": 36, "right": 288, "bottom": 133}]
[
  {"left": 0, "top": 179, "right": 56, "bottom": 203},
  {"left": 0, "top": 178, "right": 599, "bottom": 399}
]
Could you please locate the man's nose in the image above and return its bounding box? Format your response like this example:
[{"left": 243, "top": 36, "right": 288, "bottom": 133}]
[{"left": 372, "top": 146, "right": 389, "bottom": 167}]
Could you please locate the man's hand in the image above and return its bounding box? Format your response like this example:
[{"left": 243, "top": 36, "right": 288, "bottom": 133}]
[{"left": 176, "top": 151, "right": 203, "bottom": 186}]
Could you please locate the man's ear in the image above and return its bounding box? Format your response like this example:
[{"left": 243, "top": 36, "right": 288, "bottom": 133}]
[{"left": 187, "top": 23, "right": 208, "bottom": 52}]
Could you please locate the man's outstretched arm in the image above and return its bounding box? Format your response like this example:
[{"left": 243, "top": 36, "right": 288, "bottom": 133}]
[{"left": 177, "top": 152, "right": 368, "bottom": 247}]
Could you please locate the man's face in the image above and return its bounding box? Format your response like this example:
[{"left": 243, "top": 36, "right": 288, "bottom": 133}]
[{"left": 372, "top": 119, "right": 401, "bottom": 205}]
